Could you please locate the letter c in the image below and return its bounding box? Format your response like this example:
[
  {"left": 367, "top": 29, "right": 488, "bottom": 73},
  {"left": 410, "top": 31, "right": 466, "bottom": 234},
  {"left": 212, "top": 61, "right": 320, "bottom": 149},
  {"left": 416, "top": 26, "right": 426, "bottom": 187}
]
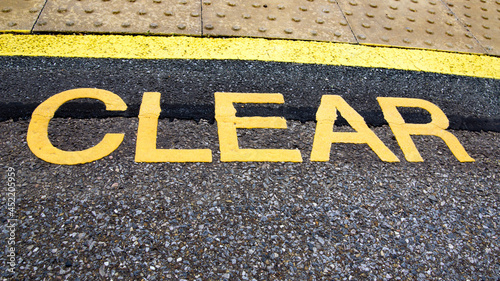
[{"left": 27, "top": 88, "right": 127, "bottom": 165}]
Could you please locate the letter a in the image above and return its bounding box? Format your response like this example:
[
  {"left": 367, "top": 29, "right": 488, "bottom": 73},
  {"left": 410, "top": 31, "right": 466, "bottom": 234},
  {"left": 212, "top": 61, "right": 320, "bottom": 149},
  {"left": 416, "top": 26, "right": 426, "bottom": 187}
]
[{"left": 311, "top": 95, "right": 399, "bottom": 162}]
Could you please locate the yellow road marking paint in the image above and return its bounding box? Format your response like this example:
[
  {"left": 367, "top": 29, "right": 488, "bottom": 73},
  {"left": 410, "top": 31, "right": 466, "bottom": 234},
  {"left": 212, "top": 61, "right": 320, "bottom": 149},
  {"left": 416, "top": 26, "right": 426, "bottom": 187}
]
[
  {"left": 215, "top": 92, "right": 303, "bottom": 162},
  {"left": 377, "top": 97, "right": 475, "bottom": 162},
  {"left": 0, "top": 30, "right": 30, "bottom": 34},
  {"left": 1, "top": 34, "right": 498, "bottom": 79},
  {"left": 26, "top": 89, "right": 474, "bottom": 164},
  {"left": 311, "top": 95, "right": 400, "bottom": 162},
  {"left": 27, "top": 88, "right": 127, "bottom": 165},
  {"left": 135, "top": 92, "right": 212, "bottom": 162}
]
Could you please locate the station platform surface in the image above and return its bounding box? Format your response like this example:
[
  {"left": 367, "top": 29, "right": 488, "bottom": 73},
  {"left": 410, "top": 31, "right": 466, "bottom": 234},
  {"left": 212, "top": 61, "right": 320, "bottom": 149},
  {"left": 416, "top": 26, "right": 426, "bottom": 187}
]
[
  {"left": 1, "top": 0, "right": 499, "bottom": 128},
  {"left": 1, "top": 1, "right": 499, "bottom": 281},
  {"left": 1, "top": 0, "right": 499, "bottom": 56}
]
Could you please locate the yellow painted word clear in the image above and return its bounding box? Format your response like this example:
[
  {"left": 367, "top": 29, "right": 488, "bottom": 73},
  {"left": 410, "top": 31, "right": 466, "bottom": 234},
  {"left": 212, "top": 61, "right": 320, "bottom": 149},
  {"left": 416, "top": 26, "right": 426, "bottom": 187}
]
[{"left": 27, "top": 88, "right": 474, "bottom": 165}]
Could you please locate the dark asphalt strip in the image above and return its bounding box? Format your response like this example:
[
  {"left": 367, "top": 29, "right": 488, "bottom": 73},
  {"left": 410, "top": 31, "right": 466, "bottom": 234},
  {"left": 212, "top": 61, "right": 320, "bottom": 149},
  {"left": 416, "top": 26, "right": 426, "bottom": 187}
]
[{"left": 1, "top": 56, "right": 498, "bottom": 131}]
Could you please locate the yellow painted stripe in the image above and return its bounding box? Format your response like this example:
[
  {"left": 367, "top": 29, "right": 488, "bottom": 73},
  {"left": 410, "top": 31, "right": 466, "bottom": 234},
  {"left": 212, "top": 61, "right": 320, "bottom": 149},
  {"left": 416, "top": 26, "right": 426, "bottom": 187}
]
[
  {"left": 0, "top": 30, "right": 30, "bottom": 34},
  {"left": 1, "top": 34, "right": 498, "bottom": 79}
]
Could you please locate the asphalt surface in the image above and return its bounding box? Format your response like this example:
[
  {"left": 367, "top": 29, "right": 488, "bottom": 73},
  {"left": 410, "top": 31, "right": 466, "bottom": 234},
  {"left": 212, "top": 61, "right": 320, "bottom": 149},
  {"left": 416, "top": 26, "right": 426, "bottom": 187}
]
[
  {"left": 0, "top": 56, "right": 499, "bottom": 131},
  {"left": 0, "top": 55, "right": 499, "bottom": 280},
  {"left": 1, "top": 117, "right": 499, "bottom": 280}
]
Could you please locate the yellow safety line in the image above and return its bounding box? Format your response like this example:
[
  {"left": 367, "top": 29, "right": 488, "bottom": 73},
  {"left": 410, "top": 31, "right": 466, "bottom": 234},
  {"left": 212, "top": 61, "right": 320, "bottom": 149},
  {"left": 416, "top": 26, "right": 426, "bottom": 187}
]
[
  {"left": 0, "top": 30, "right": 30, "bottom": 34},
  {"left": 0, "top": 34, "right": 498, "bottom": 79}
]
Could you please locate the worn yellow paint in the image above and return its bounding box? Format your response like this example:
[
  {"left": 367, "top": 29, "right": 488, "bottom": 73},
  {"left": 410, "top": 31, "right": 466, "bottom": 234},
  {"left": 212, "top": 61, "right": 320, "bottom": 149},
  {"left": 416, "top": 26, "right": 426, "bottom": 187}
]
[
  {"left": 26, "top": 89, "right": 475, "bottom": 164},
  {"left": 214, "top": 92, "right": 303, "bottom": 162},
  {"left": 310, "top": 95, "right": 400, "bottom": 162},
  {"left": 27, "top": 88, "right": 127, "bottom": 165},
  {"left": 0, "top": 30, "right": 30, "bottom": 34},
  {"left": 135, "top": 92, "right": 212, "bottom": 162},
  {"left": 377, "top": 97, "right": 474, "bottom": 162},
  {"left": 0, "top": 34, "right": 498, "bottom": 79}
]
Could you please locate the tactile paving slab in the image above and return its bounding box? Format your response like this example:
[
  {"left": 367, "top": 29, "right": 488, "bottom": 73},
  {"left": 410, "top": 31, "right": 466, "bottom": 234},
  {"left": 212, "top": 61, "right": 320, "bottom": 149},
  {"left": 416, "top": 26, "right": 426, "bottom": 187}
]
[
  {"left": 337, "top": 0, "right": 485, "bottom": 54},
  {"left": 33, "top": 0, "right": 201, "bottom": 35},
  {"left": 444, "top": 0, "right": 500, "bottom": 56},
  {"left": 202, "top": 0, "right": 357, "bottom": 42},
  {"left": 0, "top": 0, "right": 46, "bottom": 32}
]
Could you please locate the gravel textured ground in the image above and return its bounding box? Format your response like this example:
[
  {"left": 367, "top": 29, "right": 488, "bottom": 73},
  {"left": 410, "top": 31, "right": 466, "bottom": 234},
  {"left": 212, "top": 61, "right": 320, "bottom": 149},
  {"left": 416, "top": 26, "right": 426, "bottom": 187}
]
[{"left": 1, "top": 118, "right": 499, "bottom": 280}]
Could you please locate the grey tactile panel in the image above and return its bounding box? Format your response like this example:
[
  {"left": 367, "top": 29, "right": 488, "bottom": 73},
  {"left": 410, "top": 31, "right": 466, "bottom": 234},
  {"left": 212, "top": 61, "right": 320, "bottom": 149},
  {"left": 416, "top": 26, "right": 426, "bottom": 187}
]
[
  {"left": 0, "top": 0, "right": 46, "bottom": 32},
  {"left": 444, "top": 0, "right": 500, "bottom": 56},
  {"left": 33, "top": 0, "right": 202, "bottom": 35},
  {"left": 202, "top": 0, "right": 357, "bottom": 42},
  {"left": 336, "top": 0, "right": 486, "bottom": 54}
]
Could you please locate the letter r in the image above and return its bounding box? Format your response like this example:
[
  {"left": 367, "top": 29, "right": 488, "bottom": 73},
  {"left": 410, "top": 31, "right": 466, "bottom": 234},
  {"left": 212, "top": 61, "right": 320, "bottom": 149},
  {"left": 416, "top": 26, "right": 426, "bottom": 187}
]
[{"left": 377, "top": 97, "right": 474, "bottom": 162}]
